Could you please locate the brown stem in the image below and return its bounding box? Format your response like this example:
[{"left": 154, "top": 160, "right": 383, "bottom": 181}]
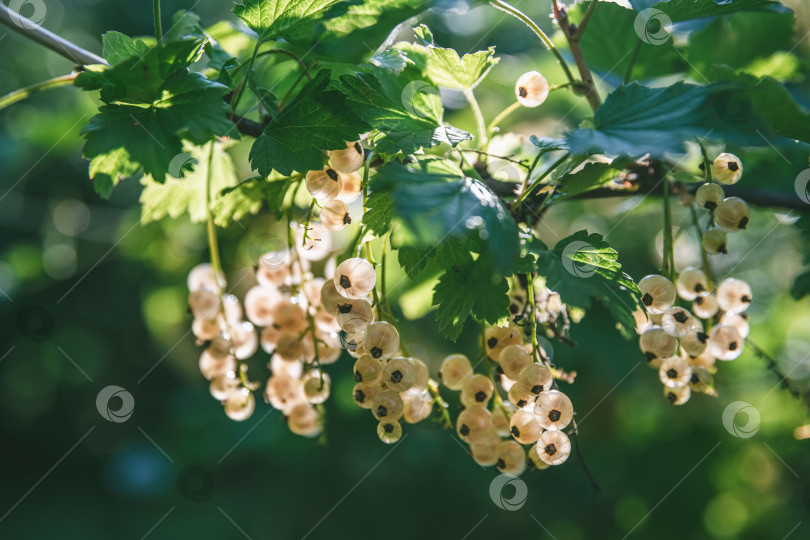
[{"left": 552, "top": 0, "right": 601, "bottom": 112}]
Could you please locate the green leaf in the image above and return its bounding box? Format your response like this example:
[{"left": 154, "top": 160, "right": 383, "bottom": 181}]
[
  {"left": 395, "top": 25, "right": 498, "bottom": 90},
  {"left": 249, "top": 71, "right": 369, "bottom": 176},
  {"left": 213, "top": 181, "right": 268, "bottom": 227},
  {"left": 233, "top": 0, "right": 340, "bottom": 41},
  {"left": 649, "top": 0, "right": 787, "bottom": 22},
  {"left": 101, "top": 31, "right": 149, "bottom": 65},
  {"left": 790, "top": 271, "right": 810, "bottom": 301},
  {"left": 263, "top": 177, "right": 293, "bottom": 214},
  {"left": 397, "top": 246, "right": 430, "bottom": 279},
  {"left": 549, "top": 161, "right": 626, "bottom": 204},
  {"left": 527, "top": 231, "right": 641, "bottom": 335},
  {"left": 363, "top": 189, "right": 394, "bottom": 237},
  {"left": 432, "top": 254, "right": 510, "bottom": 341},
  {"left": 373, "top": 158, "right": 519, "bottom": 273}
]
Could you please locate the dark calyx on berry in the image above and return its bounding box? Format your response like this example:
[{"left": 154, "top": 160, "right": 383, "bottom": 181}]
[
  {"left": 739, "top": 217, "right": 749, "bottom": 229},
  {"left": 719, "top": 244, "right": 728, "bottom": 254},
  {"left": 705, "top": 202, "right": 718, "bottom": 211},
  {"left": 695, "top": 283, "right": 705, "bottom": 292},
  {"left": 518, "top": 87, "right": 528, "bottom": 98},
  {"left": 475, "top": 391, "right": 487, "bottom": 402},
  {"left": 666, "top": 392, "right": 676, "bottom": 403},
  {"left": 531, "top": 384, "right": 543, "bottom": 394},
  {"left": 673, "top": 312, "right": 688, "bottom": 324},
  {"left": 517, "top": 399, "right": 527, "bottom": 407},
  {"left": 390, "top": 370, "right": 403, "bottom": 383},
  {"left": 354, "top": 371, "right": 362, "bottom": 382},
  {"left": 339, "top": 275, "right": 351, "bottom": 289},
  {"left": 729, "top": 342, "right": 737, "bottom": 351},
  {"left": 370, "top": 347, "right": 383, "bottom": 359},
  {"left": 642, "top": 293, "right": 653, "bottom": 306},
  {"left": 666, "top": 369, "right": 678, "bottom": 379},
  {"left": 690, "top": 373, "right": 699, "bottom": 384},
  {"left": 544, "top": 444, "right": 557, "bottom": 456},
  {"left": 354, "top": 390, "right": 366, "bottom": 403},
  {"left": 376, "top": 405, "right": 388, "bottom": 417},
  {"left": 511, "top": 426, "right": 520, "bottom": 437},
  {"left": 337, "top": 303, "right": 353, "bottom": 314},
  {"left": 727, "top": 162, "right": 739, "bottom": 172},
  {"left": 510, "top": 304, "right": 519, "bottom": 314},
  {"left": 383, "top": 423, "right": 394, "bottom": 433},
  {"left": 496, "top": 459, "right": 506, "bottom": 469},
  {"left": 697, "top": 332, "right": 708, "bottom": 343},
  {"left": 459, "top": 424, "right": 470, "bottom": 436},
  {"left": 645, "top": 352, "right": 657, "bottom": 362},
  {"left": 354, "top": 142, "right": 363, "bottom": 154},
  {"left": 326, "top": 168, "right": 339, "bottom": 181},
  {"left": 487, "top": 337, "right": 498, "bottom": 349},
  {"left": 548, "top": 409, "right": 561, "bottom": 422},
  {"left": 741, "top": 295, "right": 752, "bottom": 303},
  {"left": 343, "top": 214, "right": 352, "bottom": 225}
]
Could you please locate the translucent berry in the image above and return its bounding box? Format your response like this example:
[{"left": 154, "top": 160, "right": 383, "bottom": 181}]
[
  {"left": 535, "top": 390, "right": 573, "bottom": 431},
  {"left": 712, "top": 153, "right": 743, "bottom": 185},
  {"left": 305, "top": 167, "right": 343, "bottom": 202},
  {"left": 499, "top": 344, "right": 532, "bottom": 379},
  {"left": 509, "top": 409, "right": 542, "bottom": 445},
  {"left": 485, "top": 324, "right": 523, "bottom": 361},
  {"left": 508, "top": 383, "right": 534, "bottom": 409},
  {"left": 189, "top": 289, "right": 220, "bottom": 320},
  {"left": 688, "top": 367, "right": 716, "bottom": 396},
  {"left": 265, "top": 374, "right": 305, "bottom": 413},
  {"left": 402, "top": 390, "right": 433, "bottom": 423},
  {"left": 719, "top": 312, "right": 750, "bottom": 338},
  {"left": 377, "top": 421, "right": 402, "bottom": 444},
  {"left": 715, "top": 197, "right": 750, "bottom": 232},
  {"left": 210, "top": 373, "right": 240, "bottom": 401},
  {"left": 383, "top": 357, "right": 417, "bottom": 392},
  {"left": 658, "top": 356, "right": 692, "bottom": 388},
  {"left": 244, "top": 286, "right": 279, "bottom": 327},
  {"left": 336, "top": 172, "right": 362, "bottom": 203},
  {"left": 703, "top": 227, "right": 728, "bottom": 255},
  {"left": 661, "top": 307, "right": 696, "bottom": 338},
  {"left": 224, "top": 389, "right": 255, "bottom": 421},
  {"left": 334, "top": 258, "right": 376, "bottom": 299},
  {"left": 302, "top": 371, "right": 331, "bottom": 404},
  {"left": 275, "top": 332, "right": 306, "bottom": 362},
  {"left": 715, "top": 278, "right": 752, "bottom": 313},
  {"left": 335, "top": 297, "right": 374, "bottom": 333},
  {"left": 461, "top": 374, "right": 495, "bottom": 406},
  {"left": 639, "top": 326, "right": 678, "bottom": 364},
  {"left": 353, "top": 355, "right": 383, "bottom": 384},
  {"left": 288, "top": 403, "right": 322, "bottom": 437},
  {"left": 470, "top": 434, "right": 501, "bottom": 467},
  {"left": 364, "top": 322, "right": 400, "bottom": 360},
  {"left": 329, "top": 141, "right": 364, "bottom": 174},
  {"left": 440, "top": 354, "right": 473, "bottom": 390},
  {"left": 664, "top": 385, "right": 690, "bottom": 406},
  {"left": 528, "top": 445, "right": 550, "bottom": 470},
  {"left": 515, "top": 71, "right": 549, "bottom": 108},
  {"left": 693, "top": 293, "right": 720, "bottom": 319},
  {"left": 372, "top": 389, "right": 404, "bottom": 421},
  {"left": 187, "top": 263, "right": 222, "bottom": 292},
  {"left": 456, "top": 406, "right": 494, "bottom": 444},
  {"left": 320, "top": 280, "right": 343, "bottom": 313},
  {"left": 517, "top": 363, "right": 553, "bottom": 396},
  {"left": 676, "top": 267, "right": 709, "bottom": 301},
  {"left": 496, "top": 440, "right": 527, "bottom": 475},
  {"left": 638, "top": 274, "right": 677, "bottom": 314},
  {"left": 536, "top": 430, "right": 571, "bottom": 466},
  {"left": 352, "top": 382, "right": 381, "bottom": 409},
  {"left": 680, "top": 329, "right": 708, "bottom": 357},
  {"left": 708, "top": 325, "right": 744, "bottom": 361},
  {"left": 320, "top": 199, "right": 352, "bottom": 231},
  {"left": 410, "top": 358, "right": 430, "bottom": 390},
  {"left": 192, "top": 317, "right": 220, "bottom": 341},
  {"left": 230, "top": 320, "right": 258, "bottom": 359},
  {"left": 695, "top": 183, "right": 724, "bottom": 211}
]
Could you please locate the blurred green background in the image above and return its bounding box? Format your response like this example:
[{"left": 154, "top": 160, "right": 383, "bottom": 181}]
[{"left": 2, "top": 1, "right": 810, "bottom": 538}]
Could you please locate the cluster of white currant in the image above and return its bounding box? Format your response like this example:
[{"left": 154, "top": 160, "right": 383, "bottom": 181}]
[
  {"left": 304, "top": 141, "right": 365, "bottom": 231},
  {"left": 695, "top": 153, "right": 750, "bottom": 255},
  {"left": 438, "top": 315, "right": 575, "bottom": 475}
]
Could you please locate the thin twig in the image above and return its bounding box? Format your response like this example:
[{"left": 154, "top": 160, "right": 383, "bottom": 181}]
[
  {"left": 552, "top": 0, "right": 601, "bottom": 111},
  {"left": 153, "top": 0, "right": 163, "bottom": 43},
  {"left": 0, "top": 73, "right": 78, "bottom": 111}
]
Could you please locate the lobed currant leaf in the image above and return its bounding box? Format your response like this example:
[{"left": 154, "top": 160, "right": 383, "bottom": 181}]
[{"left": 232, "top": 0, "right": 341, "bottom": 41}]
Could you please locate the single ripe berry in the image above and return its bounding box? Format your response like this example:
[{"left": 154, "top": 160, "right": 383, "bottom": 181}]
[
  {"left": 335, "top": 298, "right": 374, "bottom": 333},
  {"left": 496, "top": 440, "right": 527, "bottom": 475},
  {"left": 658, "top": 356, "right": 692, "bottom": 388},
  {"left": 224, "top": 389, "right": 255, "bottom": 421},
  {"left": 693, "top": 293, "right": 719, "bottom": 319},
  {"left": 192, "top": 317, "right": 220, "bottom": 341},
  {"left": 288, "top": 403, "right": 322, "bottom": 437},
  {"left": 440, "top": 354, "right": 473, "bottom": 390},
  {"left": 680, "top": 328, "right": 708, "bottom": 358},
  {"left": 334, "top": 258, "right": 376, "bottom": 299},
  {"left": 712, "top": 153, "right": 743, "bottom": 185},
  {"left": 499, "top": 344, "right": 533, "bottom": 380},
  {"left": 189, "top": 289, "right": 220, "bottom": 319},
  {"left": 383, "top": 357, "right": 417, "bottom": 392},
  {"left": 187, "top": 262, "right": 221, "bottom": 292},
  {"left": 664, "top": 385, "right": 691, "bottom": 406},
  {"left": 244, "top": 286, "right": 280, "bottom": 327},
  {"left": 230, "top": 320, "right": 258, "bottom": 360},
  {"left": 320, "top": 280, "right": 343, "bottom": 313},
  {"left": 515, "top": 71, "right": 549, "bottom": 108},
  {"left": 271, "top": 300, "right": 307, "bottom": 332},
  {"left": 528, "top": 445, "right": 551, "bottom": 471},
  {"left": 265, "top": 374, "right": 306, "bottom": 413},
  {"left": 508, "top": 383, "right": 534, "bottom": 409},
  {"left": 689, "top": 349, "right": 717, "bottom": 371},
  {"left": 461, "top": 374, "right": 495, "bottom": 406},
  {"left": 329, "top": 141, "right": 365, "bottom": 174},
  {"left": 484, "top": 324, "right": 522, "bottom": 361},
  {"left": 708, "top": 325, "right": 744, "bottom": 361},
  {"left": 715, "top": 197, "right": 750, "bottom": 232},
  {"left": 695, "top": 183, "right": 725, "bottom": 211},
  {"left": 638, "top": 274, "right": 677, "bottom": 314},
  {"left": 456, "top": 406, "right": 494, "bottom": 444},
  {"left": 320, "top": 199, "right": 352, "bottom": 231},
  {"left": 688, "top": 367, "right": 716, "bottom": 396},
  {"left": 410, "top": 358, "right": 430, "bottom": 390},
  {"left": 353, "top": 355, "right": 383, "bottom": 384},
  {"left": 535, "top": 390, "right": 573, "bottom": 431},
  {"left": 715, "top": 278, "right": 752, "bottom": 313},
  {"left": 371, "top": 389, "right": 404, "bottom": 421},
  {"left": 377, "top": 421, "right": 403, "bottom": 444},
  {"left": 199, "top": 343, "right": 236, "bottom": 380},
  {"left": 470, "top": 434, "right": 501, "bottom": 467},
  {"left": 661, "top": 307, "right": 696, "bottom": 338},
  {"left": 352, "top": 382, "right": 381, "bottom": 409},
  {"left": 402, "top": 390, "right": 433, "bottom": 423},
  {"left": 364, "top": 322, "right": 400, "bottom": 360},
  {"left": 719, "top": 312, "right": 750, "bottom": 338},
  {"left": 536, "top": 430, "right": 571, "bottom": 466},
  {"left": 302, "top": 371, "right": 331, "bottom": 404},
  {"left": 255, "top": 255, "right": 290, "bottom": 287},
  {"left": 210, "top": 373, "right": 240, "bottom": 401},
  {"left": 336, "top": 172, "right": 362, "bottom": 203},
  {"left": 305, "top": 167, "right": 343, "bottom": 202},
  {"left": 275, "top": 332, "right": 306, "bottom": 362},
  {"left": 509, "top": 409, "right": 542, "bottom": 445},
  {"left": 702, "top": 227, "right": 728, "bottom": 255},
  {"left": 639, "top": 326, "right": 678, "bottom": 364},
  {"left": 676, "top": 267, "right": 709, "bottom": 301},
  {"left": 517, "top": 363, "right": 553, "bottom": 396}
]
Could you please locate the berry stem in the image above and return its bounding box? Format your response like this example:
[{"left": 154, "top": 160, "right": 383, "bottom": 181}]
[
  {"left": 552, "top": 0, "right": 601, "bottom": 112},
  {"left": 489, "top": 0, "right": 577, "bottom": 87},
  {"left": 512, "top": 152, "right": 570, "bottom": 210},
  {"left": 623, "top": 39, "right": 643, "bottom": 84},
  {"left": 463, "top": 88, "right": 488, "bottom": 152},
  {"left": 231, "top": 39, "right": 263, "bottom": 114},
  {"left": 662, "top": 178, "right": 676, "bottom": 281},
  {"left": 486, "top": 101, "right": 521, "bottom": 138},
  {"left": 689, "top": 203, "right": 714, "bottom": 291},
  {"left": 300, "top": 198, "right": 317, "bottom": 248},
  {"left": 153, "top": 0, "right": 163, "bottom": 43},
  {"left": 569, "top": 418, "right": 602, "bottom": 492},
  {"left": 527, "top": 272, "right": 540, "bottom": 361},
  {"left": 699, "top": 142, "right": 714, "bottom": 182},
  {"left": 427, "top": 380, "right": 452, "bottom": 429},
  {"left": 572, "top": 0, "right": 600, "bottom": 40},
  {"left": 205, "top": 143, "right": 224, "bottom": 289},
  {"left": 0, "top": 73, "right": 78, "bottom": 111}
]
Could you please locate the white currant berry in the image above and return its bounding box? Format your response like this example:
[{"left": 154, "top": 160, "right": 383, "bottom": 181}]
[
  {"left": 509, "top": 409, "right": 542, "bottom": 445},
  {"left": 260, "top": 325, "right": 282, "bottom": 354},
  {"left": 492, "top": 405, "right": 510, "bottom": 437},
  {"left": 244, "top": 286, "right": 279, "bottom": 327},
  {"left": 515, "top": 71, "right": 549, "bottom": 108},
  {"left": 440, "top": 354, "right": 473, "bottom": 390},
  {"left": 329, "top": 141, "right": 365, "bottom": 173},
  {"left": 639, "top": 326, "right": 678, "bottom": 364},
  {"left": 676, "top": 267, "right": 709, "bottom": 301},
  {"left": 334, "top": 257, "right": 376, "bottom": 299},
  {"left": 383, "top": 357, "right": 417, "bottom": 392},
  {"left": 702, "top": 227, "right": 728, "bottom": 255},
  {"left": 535, "top": 390, "right": 573, "bottom": 431},
  {"left": 256, "top": 257, "right": 289, "bottom": 287},
  {"left": 364, "top": 322, "right": 400, "bottom": 360},
  {"left": 638, "top": 274, "right": 677, "bottom": 314},
  {"left": 658, "top": 356, "right": 692, "bottom": 388},
  {"left": 680, "top": 329, "right": 709, "bottom": 357},
  {"left": 499, "top": 344, "right": 533, "bottom": 379},
  {"left": 496, "top": 440, "right": 527, "bottom": 475},
  {"left": 410, "top": 358, "right": 430, "bottom": 390},
  {"left": 320, "top": 199, "right": 352, "bottom": 231},
  {"left": 271, "top": 300, "right": 307, "bottom": 332},
  {"left": 210, "top": 373, "right": 240, "bottom": 401},
  {"left": 275, "top": 332, "right": 306, "bottom": 361},
  {"left": 302, "top": 371, "right": 331, "bottom": 404},
  {"left": 689, "top": 349, "right": 717, "bottom": 371},
  {"left": 695, "top": 183, "right": 725, "bottom": 211},
  {"left": 661, "top": 307, "right": 697, "bottom": 337},
  {"left": 461, "top": 374, "right": 495, "bottom": 406},
  {"left": 189, "top": 289, "right": 220, "bottom": 319},
  {"left": 377, "top": 421, "right": 403, "bottom": 444},
  {"left": 708, "top": 325, "right": 744, "bottom": 361},
  {"left": 456, "top": 406, "right": 494, "bottom": 444},
  {"left": 712, "top": 153, "right": 743, "bottom": 185},
  {"left": 508, "top": 383, "right": 535, "bottom": 409},
  {"left": 269, "top": 353, "right": 302, "bottom": 378},
  {"left": 192, "top": 317, "right": 220, "bottom": 341},
  {"left": 693, "top": 293, "right": 720, "bottom": 319},
  {"left": 230, "top": 320, "right": 258, "bottom": 359},
  {"left": 288, "top": 403, "right": 322, "bottom": 437},
  {"left": 715, "top": 197, "right": 750, "bottom": 232},
  {"left": 221, "top": 294, "right": 243, "bottom": 324},
  {"left": 187, "top": 263, "right": 222, "bottom": 292},
  {"left": 353, "top": 355, "right": 383, "bottom": 385},
  {"left": 352, "top": 382, "right": 381, "bottom": 409},
  {"left": 265, "top": 374, "right": 305, "bottom": 413},
  {"left": 320, "top": 280, "right": 343, "bottom": 313},
  {"left": 716, "top": 278, "right": 752, "bottom": 313},
  {"left": 305, "top": 167, "right": 343, "bottom": 202},
  {"left": 632, "top": 308, "right": 653, "bottom": 335},
  {"left": 402, "top": 390, "right": 433, "bottom": 423},
  {"left": 470, "top": 433, "right": 501, "bottom": 467},
  {"left": 335, "top": 297, "right": 374, "bottom": 333},
  {"left": 485, "top": 324, "right": 523, "bottom": 361},
  {"left": 314, "top": 309, "right": 340, "bottom": 333},
  {"left": 517, "top": 363, "right": 553, "bottom": 396},
  {"left": 343, "top": 330, "right": 367, "bottom": 358},
  {"left": 224, "top": 388, "right": 255, "bottom": 421},
  {"left": 336, "top": 171, "right": 362, "bottom": 203},
  {"left": 372, "top": 389, "right": 404, "bottom": 421},
  {"left": 664, "top": 384, "right": 690, "bottom": 406},
  {"left": 719, "top": 312, "right": 750, "bottom": 338},
  {"left": 536, "top": 430, "right": 571, "bottom": 466},
  {"left": 528, "top": 445, "right": 551, "bottom": 470}
]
